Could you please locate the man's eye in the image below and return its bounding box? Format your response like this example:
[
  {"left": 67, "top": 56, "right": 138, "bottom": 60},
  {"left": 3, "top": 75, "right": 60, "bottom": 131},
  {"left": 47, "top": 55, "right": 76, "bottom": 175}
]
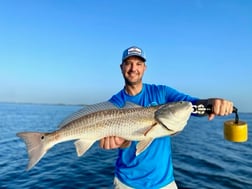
[{"left": 124, "top": 62, "right": 132, "bottom": 66}]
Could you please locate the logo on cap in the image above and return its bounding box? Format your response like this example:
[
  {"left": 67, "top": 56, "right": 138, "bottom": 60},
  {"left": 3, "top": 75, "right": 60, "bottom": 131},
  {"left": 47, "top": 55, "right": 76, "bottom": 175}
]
[{"left": 127, "top": 47, "right": 142, "bottom": 55}]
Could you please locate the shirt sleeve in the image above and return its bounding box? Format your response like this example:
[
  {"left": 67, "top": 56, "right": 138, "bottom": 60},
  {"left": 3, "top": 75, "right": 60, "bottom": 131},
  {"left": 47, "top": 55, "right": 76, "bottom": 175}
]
[{"left": 162, "top": 85, "right": 199, "bottom": 104}]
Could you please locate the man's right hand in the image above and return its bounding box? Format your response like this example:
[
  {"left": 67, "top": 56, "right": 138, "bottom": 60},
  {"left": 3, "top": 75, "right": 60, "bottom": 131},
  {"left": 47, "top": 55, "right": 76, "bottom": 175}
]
[{"left": 100, "top": 136, "right": 131, "bottom": 149}]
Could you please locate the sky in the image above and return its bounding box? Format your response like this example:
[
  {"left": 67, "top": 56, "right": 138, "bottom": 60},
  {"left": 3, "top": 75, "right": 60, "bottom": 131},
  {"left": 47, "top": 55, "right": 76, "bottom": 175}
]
[{"left": 0, "top": 0, "right": 251, "bottom": 112}]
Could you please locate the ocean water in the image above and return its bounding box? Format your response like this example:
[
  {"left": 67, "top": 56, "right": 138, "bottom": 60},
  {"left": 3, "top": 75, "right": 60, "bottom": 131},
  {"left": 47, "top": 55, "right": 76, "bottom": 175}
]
[{"left": 0, "top": 103, "right": 251, "bottom": 189}]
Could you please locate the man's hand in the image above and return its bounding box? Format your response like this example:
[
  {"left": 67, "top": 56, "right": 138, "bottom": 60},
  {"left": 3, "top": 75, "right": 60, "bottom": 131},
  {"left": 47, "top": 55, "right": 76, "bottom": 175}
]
[
  {"left": 207, "top": 98, "right": 233, "bottom": 120},
  {"left": 100, "top": 136, "right": 131, "bottom": 149}
]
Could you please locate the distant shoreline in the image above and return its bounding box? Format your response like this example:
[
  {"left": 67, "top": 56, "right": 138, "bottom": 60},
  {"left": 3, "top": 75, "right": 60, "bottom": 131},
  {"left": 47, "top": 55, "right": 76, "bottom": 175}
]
[{"left": 0, "top": 101, "right": 85, "bottom": 107}]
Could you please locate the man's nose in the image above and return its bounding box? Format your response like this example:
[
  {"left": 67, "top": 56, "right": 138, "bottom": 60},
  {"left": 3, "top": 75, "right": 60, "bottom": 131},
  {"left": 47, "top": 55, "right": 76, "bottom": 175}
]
[{"left": 130, "top": 63, "right": 137, "bottom": 71}]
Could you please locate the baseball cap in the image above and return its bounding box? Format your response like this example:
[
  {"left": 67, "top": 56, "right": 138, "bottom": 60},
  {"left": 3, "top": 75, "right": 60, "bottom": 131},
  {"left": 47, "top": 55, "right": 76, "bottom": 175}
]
[{"left": 122, "top": 46, "right": 146, "bottom": 62}]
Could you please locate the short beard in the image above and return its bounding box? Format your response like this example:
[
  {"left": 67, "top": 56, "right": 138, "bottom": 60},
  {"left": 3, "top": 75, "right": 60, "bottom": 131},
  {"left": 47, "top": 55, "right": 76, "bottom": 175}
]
[{"left": 124, "top": 77, "right": 142, "bottom": 86}]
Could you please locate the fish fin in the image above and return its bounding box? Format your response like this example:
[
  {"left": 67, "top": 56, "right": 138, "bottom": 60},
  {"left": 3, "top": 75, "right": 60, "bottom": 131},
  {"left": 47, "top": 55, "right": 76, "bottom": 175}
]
[
  {"left": 16, "top": 132, "right": 49, "bottom": 171},
  {"left": 144, "top": 123, "right": 174, "bottom": 137},
  {"left": 136, "top": 138, "right": 154, "bottom": 155},
  {"left": 58, "top": 101, "right": 117, "bottom": 128},
  {"left": 144, "top": 122, "right": 158, "bottom": 136},
  {"left": 74, "top": 139, "right": 95, "bottom": 157}
]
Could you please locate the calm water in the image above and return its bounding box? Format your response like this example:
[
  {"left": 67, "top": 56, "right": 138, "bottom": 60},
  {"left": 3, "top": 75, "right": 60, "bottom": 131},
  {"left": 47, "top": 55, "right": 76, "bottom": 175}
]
[{"left": 0, "top": 103, "right": 251, "bottom": 189}]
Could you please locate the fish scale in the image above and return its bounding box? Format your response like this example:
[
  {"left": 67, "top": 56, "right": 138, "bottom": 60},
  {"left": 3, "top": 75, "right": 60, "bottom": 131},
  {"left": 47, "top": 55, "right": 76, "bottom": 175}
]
[{"left": 58, "top": 107, "right": 156, "bottom": 140}]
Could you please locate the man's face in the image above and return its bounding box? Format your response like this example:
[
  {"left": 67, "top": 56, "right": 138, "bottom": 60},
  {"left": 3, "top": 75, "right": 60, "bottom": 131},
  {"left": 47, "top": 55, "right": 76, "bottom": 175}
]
[{"left": 120, "top": 56, "right": 146, "bottom": 85}]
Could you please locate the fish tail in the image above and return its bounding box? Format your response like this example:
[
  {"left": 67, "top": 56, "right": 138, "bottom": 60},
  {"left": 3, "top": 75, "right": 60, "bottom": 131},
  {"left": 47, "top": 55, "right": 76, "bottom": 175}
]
[{"left": 16, "top": 132, "right": 50, "bottom": 171}]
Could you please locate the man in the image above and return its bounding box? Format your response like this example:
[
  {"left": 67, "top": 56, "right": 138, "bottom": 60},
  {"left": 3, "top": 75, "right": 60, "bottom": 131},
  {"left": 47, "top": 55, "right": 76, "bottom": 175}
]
[{"left": 100, "top": 46, "right": 233, "bottom": 189}]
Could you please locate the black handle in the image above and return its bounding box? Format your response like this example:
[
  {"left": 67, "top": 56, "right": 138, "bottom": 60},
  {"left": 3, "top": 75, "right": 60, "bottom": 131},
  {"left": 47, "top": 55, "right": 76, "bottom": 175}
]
[
  {"left": 205, "top": 105, "right": 238, "bottom": 114},
  {"left": 206, "top": 105, "right": 239, "bottom": 123}
]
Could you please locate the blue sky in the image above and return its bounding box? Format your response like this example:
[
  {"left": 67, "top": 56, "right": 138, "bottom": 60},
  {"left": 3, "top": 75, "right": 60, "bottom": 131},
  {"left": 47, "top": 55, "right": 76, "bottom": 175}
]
[{"left": 0, "top": 0, "right": 251, "bottom": 112}]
